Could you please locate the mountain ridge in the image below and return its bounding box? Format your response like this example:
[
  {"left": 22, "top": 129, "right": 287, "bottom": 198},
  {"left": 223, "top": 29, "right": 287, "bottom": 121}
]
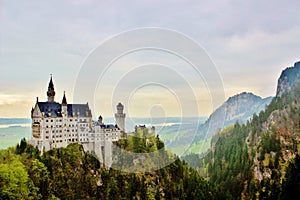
[
  {"left": 164, "top": 91, "right": 273, "bottom": 156},
  {"left": 276, "top": 61, "right": 300, "bottom": 97},
  {"left": 197, "top": 59, "right": 300, "bottom": 199},
  {"left": 197, "top": 91, "right": 272, "bottom": 140}
]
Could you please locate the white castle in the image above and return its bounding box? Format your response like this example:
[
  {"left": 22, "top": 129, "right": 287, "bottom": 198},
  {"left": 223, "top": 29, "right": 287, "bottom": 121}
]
[{"left": 30, "top": 76, "right": 126, "bottom": 167}]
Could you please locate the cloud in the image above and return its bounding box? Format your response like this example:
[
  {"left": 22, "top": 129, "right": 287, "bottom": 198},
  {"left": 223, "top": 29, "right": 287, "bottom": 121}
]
[{"left": 1, "top": 0, "right": 300, "bottom": 117}]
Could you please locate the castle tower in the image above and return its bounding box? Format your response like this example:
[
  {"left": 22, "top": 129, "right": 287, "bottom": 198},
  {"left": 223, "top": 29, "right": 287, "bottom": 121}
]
[
  {"left": 61, "top": 91, "right": 68, "bottom": 117},
  {"left": 115, "top": 102, "right": 125, "bottom": 132},
  {"left": 47, "top": 74, "right": 55, "bottom": 102},
  {"left": 98, "top": 115, "right": 103, "bottom": 125}
]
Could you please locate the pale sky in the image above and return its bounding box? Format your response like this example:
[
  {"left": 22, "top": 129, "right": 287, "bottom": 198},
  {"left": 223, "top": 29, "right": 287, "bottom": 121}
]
[{"left": 1, "top": 0, "right": 300, "bottom": 118}]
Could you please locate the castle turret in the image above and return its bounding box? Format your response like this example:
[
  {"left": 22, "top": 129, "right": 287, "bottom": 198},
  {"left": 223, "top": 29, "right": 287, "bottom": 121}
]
[
  {"left": 98, "top": 115, "right": 103, "bottom": 125},
  {"left": 47, "top": 75, "right": 55, "bottom": 102},
  {"left": 61, "top": 91, "right": 68, "bottom": 117},
  {"left": 62, "top": 91, "right": 67, "bottom": 105},
  {"left": 115, "top": 102, "right": 125, "bottom": 132}
]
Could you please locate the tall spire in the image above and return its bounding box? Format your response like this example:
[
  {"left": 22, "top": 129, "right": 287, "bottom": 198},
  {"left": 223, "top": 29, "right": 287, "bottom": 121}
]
[
  {"left": 47, "top": 74, "right": 55, "bottom": 102},
  {"left": 62, "top": 91, "right": 67, "bottom": 105},
  {"left": 48, "top": 74, "right": 54, "bottom": 90}
]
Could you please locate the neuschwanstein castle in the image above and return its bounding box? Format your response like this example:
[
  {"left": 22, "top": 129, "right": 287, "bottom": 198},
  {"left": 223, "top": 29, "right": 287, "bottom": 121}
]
[{"left": 30, "top": 76, "right": 126, "bottom": 167}]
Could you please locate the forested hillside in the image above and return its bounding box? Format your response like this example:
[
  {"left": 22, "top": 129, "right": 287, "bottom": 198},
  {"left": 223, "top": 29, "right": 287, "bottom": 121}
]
[
  {"left": 198, "top": 78, "right": 300, "bottom": 198},
  {"left": 0, "top": 132, "right": 220, "bottom": 199},
  {"left": 183, "top": 92, "right": 272, "bottom": 157}
]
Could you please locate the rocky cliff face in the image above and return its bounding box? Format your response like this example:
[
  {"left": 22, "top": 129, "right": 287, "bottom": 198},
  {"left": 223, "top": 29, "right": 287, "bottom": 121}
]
[
  {"left": 199, "top": 59, "right": 300, "bottom": 199},
  {"left": 200, "top": 92, "right": 272, "bottom": 138},
  {"left": 276, "top": 61, "right": 300, "bottom": 97}
]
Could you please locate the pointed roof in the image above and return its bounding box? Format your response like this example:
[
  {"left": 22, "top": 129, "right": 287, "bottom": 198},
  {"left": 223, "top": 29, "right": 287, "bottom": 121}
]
[
  {"left": 117, "top": 102, "right": 123, "bottom": 108},
  {"left": 62, "top": 91, "right": 67, "bottom": 105},
  {"left": 48, "top": 74, "right": 54, "bottom": 90}
]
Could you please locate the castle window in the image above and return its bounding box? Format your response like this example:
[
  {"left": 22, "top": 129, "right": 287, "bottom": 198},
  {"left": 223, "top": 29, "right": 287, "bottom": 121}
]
[
  {"left": 46, "top": 136, "right": 49, "bottom": 139},
  {"left": 46, "top": 125, "right": 48, "bottom": 128},
  {"left": 70, "top": 119, "right": 72, "bottom": 122},
  {"left": 51, "top": 120, "right": 53, "bottom": 122}
]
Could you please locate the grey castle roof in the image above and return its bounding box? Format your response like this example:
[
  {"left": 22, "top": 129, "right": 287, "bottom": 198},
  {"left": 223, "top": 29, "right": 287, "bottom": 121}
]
[
  {"left": 36, "top": 102, "right": 92, "bottom": 117},
  {"left": 100, "top": 124, "right": 118, "bottom": 129},
  {"left": 62, "top": 92, "right": 67, "bottom": 104},
  {"left": 48, "top": 76, "right": 54, "bottom": 90}
]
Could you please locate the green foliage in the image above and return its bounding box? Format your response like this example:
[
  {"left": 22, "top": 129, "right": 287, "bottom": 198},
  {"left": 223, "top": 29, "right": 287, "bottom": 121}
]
[
  {"left": 0, "top": 149, "right": 40, "bottom": 200},
  {"left": 259, "top": 131, "right": 281, "bottom": 157},
  {"left": 202, "top": 122, "right": 252, "bottom": 199},
  {"left": 280, "top": 154, "right": 300, "bottom": 199},
  {"left": 1, "top": 131, "right": 219, "bottom": 199},
  {"left": 199, "top": 85, "right": 300, "bottom": 199}
]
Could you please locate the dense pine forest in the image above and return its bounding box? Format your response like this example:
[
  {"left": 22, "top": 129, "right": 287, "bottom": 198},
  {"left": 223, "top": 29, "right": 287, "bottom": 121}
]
[
  {"left": 179, "top": 62, "right": 300, "bottom": 199},
  {"left": 0, "top": 133, "right": 220, "bottom": 199},
  {"left": 195, "top": 86, "right": 300, "bottom": 199}
]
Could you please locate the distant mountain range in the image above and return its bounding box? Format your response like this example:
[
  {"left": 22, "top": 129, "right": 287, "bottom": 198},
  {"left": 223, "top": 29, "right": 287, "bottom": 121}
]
[
  {"left": 159, "top": 92, "right": 273, "bottom": 156},
  {"left": 197, "top": 92, "right": 273, "bottom": 140}
]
